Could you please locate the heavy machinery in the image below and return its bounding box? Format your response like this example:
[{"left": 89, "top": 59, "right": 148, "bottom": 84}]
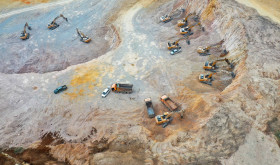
[
  {"left": 197, "top": 40, "right": 224, "bottom": 55},
  {"left": 111, "top": 83, "right": 133, "bottom": 93},
  {"left": 199, "top": 73, "right": 214, "bottom": 85},
  {"left": 155, "top": 112, "right": 173, "bottom": 128},
  {"left": 177, "top": 13, "right": 199, "bottom": 27},
  {"left": 160, "top": 95, "right": 179, "bottom": 111},
  {"left": 144, "top": 98, "right": 155, "bottom": 118},
  {"left": 48, "top": 14, "right": 68, "bottom": 30},
  {"left": 155, "top": 109, "right": 184, "bottom": 128},
  {"left": 160, "top": 8, "right": 185, "bottom": 23},
  {"left": 203, "top": 58, "right": 234, "bottom": 71},
  {"left": 180, "top": 22, "right": 204, "bottom": 36},
  {"left": 20, "top": 22, "right": 32, "bottom": 40},
  {"left": 167, "top": 37, "right": 190, "bottom": 55},
  {"left": 76, "top": 28, "right": 91, "bottom": 43}
]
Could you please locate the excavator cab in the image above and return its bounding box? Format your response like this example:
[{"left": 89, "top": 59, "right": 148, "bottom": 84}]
[
  {"left": 197, "top": 46, "right": 211, "bottom": 55},
  {"left": 155, "top": 112, "right": 173, "bottom": 128},
  {"left": 160, "top": 15, "right": 172, "bottom": 23},
  {"left": 20, "top": 22, "right": 32, "bottom": 40},
  {"left": 199, "top": 73, "right": 213, "bottom": 85},
  {"left": 160, "top": 15, "right": 171, "bottom": 23},
  {"left": 48, "top": 22, "right": 59, "bottom": 30},
  {"left": 48, "top": 14, "right": 68, "bottom": 30},
  {"left": 20, "top": 31, "right": 29, "bottom": 40},
  {"left": 170, "top": 48, "right": 181, "bottom": 55}
]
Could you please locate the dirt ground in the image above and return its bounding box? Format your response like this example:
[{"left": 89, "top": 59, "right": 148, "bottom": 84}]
[{"left": 0, "top": 0, "right": 280, "bottom": 164}]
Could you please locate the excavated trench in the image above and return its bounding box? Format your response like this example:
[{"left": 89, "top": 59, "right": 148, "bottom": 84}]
[{"left": 1, "top": 0, "right": 280, "bottom": 164}]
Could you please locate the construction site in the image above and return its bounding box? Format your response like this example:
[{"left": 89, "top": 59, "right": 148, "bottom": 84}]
[{"left": 0, "top": 0, "right": 280, "bottom": 164}]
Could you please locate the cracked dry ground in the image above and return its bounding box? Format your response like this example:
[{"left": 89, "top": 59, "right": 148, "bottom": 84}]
[{"left": 0, "top": 0, "right": 280, "bottom": 164}]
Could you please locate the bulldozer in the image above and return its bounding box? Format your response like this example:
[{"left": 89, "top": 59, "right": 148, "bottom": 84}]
[
  {"left": 160, "top": 8, "right": 185, "bottom": 23},
  {"left": 199, "top": 73, "right": 214, "bottom": 85},
  {"left": 197, "top": 40, "right": 224, "bottom": 55},
  {"left": 20, "top": 22, "right": 32, "bottom": 40},
  {"left": 76, "top": 28, "right": 91, "bottom": 43},
  {"left": 155, "top": 112, "right": 174, "bottom": 128},
  {"left": 48, "top": 14, "right": 68, "bottom": 30},
  {"left": 203, "top": 58, "right": 234, "bottom": 71},
  {"left": 177, "top": 13, "right": 200, "bottom": 27},
  {"left": 180, "top": 22, "right": 204, "bottom": 36}
]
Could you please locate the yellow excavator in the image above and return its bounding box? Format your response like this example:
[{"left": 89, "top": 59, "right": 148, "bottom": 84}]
[
  {"left": 20, "top": 22, "right": 32, "bottom": 40},
  {"left": 167, "top": 37, "right": 190, "bottom": 55},
  {"left": 155, "top": 112, "right": 173, "bottom": 128},
  {"left": 180, "top": 22, "right": 204, "bottom": 35},
  {"left": 48, "top": 14, "right": 68, "bottom": 30},
  {"left": 177, "top": 13, "right": 199, "bottom": 27},
  {"left": 76, "top": 28, "right": 91, "bottom": 43},
  {"left": 203, "top": 58, "right": 234, "bottom": 71},
  {"left": 155, "top": 110, "right": 184, "bottom": 128},
  {"left": 199, "top": 73, "right": 214, "bottom": 85},
  {"left": 197, "top": 40, "right": 224, "bottom": 55},
  {"left": 160, "top": 8, "right": 185, "bottom": 23}
]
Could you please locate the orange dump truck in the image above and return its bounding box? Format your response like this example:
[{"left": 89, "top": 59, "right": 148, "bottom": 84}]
[
  {"left": 160, "top": 95, "right": 178, "bottom": 111},
  {"left": 111, "top": 83, "right": 133, "bottom": 93}
]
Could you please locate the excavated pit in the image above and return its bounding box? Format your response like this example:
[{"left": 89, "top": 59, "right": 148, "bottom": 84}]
[
  {"left": 0, "top": 0, "right": 121, "bottom": 74},
  {"left": 0, "top": 0, "right": 280, "bottom": 164}
]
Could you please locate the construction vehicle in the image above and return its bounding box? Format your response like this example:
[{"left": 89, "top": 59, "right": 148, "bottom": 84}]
[
  {"left": 177, "top": 13, "right": 199, "bottom": 27},
  {"left": 111, "top": 83, "right": 133, "bottom": 93},
  {"left": 167, "top": 37, "right": 190, "bottom": 55},
  {"left": 20, "top": 22, "right": 32, "bottom": 40},
  {"left": 197, "top": 40, "right": 224, "bottom": 55},
  {"left": 167, "top": 39, "right": 181, "bottom": 55},
  {"left": 155, "top": 109, "right": 184, "bottom": 128},
  {"left": 76, "top": 28, "right": 91, "bottom": 43},
  {"left": 48, "top": 14, "right": 68, "bottom": 30},
  {"left": 155, "top": 112, "right": 173, "bottom": 128},
  {"left": 203, "top": 58, "right": 234, "bottom": 71},
  {"left": 144, "top": 98, "right": 155, "bottom": 118},
  {"left": 160, "top": 8, "right": 185, "bottom": 23},
  {"left": 160, "top": 95, "right": 179, "bottom": 111},
  {"left": 199, "top": 73, "right": 213, "bottom": 85},
  {"left": 180, "top": 22, "right": 204, "bottom": 36},
  {"left": 167, "top": 37, "right": 190, "bottom": 50}
]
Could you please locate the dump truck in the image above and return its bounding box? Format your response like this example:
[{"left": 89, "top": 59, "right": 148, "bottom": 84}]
[
  {"left": 160, "top": 95, "right": 178, "bottom": 111},
  {"left": 144, "top": 98, "right": 155, "bottom": 118},
  {"left": 111, "top": 83, "right": 133, "bottom": 93}
]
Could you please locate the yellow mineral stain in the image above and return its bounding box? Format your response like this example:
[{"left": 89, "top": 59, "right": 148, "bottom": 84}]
[{"left": 65, "top": 63, "right": 113, "bottom": 100}]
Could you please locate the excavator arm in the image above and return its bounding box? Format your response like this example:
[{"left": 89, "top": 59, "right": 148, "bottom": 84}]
[
  {"left": 20, "top": 22, "right": 31, "bottom": 40},
  {"left": 184, "top": 13, "right": 194, "bottom": 22},
  {"left": 48, "top": 14, "right": 68, "bottom": 30},
  {"left": 52, "top": 14, "right": 68, "bottom": 24}
]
